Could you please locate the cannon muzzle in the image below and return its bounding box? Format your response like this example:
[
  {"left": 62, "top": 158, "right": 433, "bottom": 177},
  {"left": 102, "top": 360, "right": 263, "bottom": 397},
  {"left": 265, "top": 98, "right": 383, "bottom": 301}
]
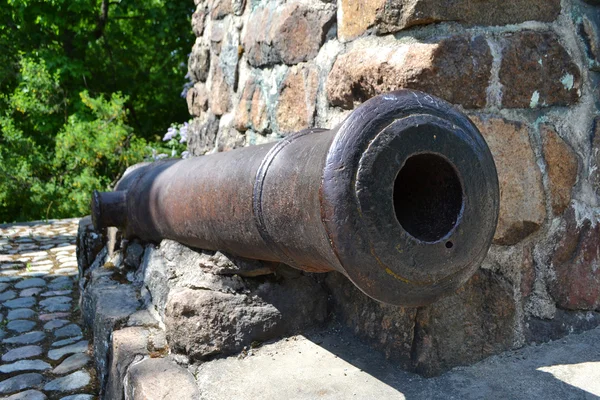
[{"left": 92, "top": 90, "right": 499, "bottom": 307}]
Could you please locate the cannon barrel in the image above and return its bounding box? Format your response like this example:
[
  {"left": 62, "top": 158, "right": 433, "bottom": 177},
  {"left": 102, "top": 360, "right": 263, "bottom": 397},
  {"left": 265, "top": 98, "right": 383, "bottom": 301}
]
[{"left": 92, "top": 90, "right": 499, "bottom": 307}]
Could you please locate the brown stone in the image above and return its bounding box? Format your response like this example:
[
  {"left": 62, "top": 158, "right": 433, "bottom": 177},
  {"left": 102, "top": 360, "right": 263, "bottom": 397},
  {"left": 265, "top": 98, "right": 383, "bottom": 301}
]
[
  {"left": 499, "top": 31, "right": 581, "bottom": 108},
  {"left": 541, "top": 125, "right": 579, "bottom": 215},
  {"left": 337, "top": 0, "right": 386, "bottom": 41},
  {"left": 234, "top": 78, "right": 268, "bottom": 133},
  {"left": 191, "top": 5, "right": 206, "bottom": 37},
  {"left": 186, "top": 82, "right": 209, "bottom": 117},
  {"left": 413, "top": 269, "right": 516, "bottom": 376},
  {"left": 338, "top": 0, "right": 560, "bottom": 40},
  {"left": 327, "top": 35, "right": 492, "bottom": 109},
  {"left": 208, "top": 57, "right": 230, "bottom": 116},
  {"left": 471, "top": 116, "right": 546, "bottom": 245},
  {"left": 188, "top": 40, "right": 210, "bottom": 83},
  {"left": 276, "top": 65, "right": 319, "bottom": 133},
  {"left": 216, "top": 124, "right": 246, "bottom": 152},
  {"left": 243, "top": 2, "right": 335, "bottom": 67},
  {"left": 125, "top": 358, "right": 200, "bottom": 400},
  {"left": 550, "top": 209, "right": 600, "bottom": 311},
  {"left": 520, "top": 245, "right": 535, "bottom": 298},
  {"left": 105, "top": 327, "right": 150, "bottom": 400}
]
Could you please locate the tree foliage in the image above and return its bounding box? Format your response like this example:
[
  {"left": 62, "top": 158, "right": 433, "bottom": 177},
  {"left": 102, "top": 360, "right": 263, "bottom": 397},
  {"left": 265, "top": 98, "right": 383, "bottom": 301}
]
[{"left": 0, "top": 0, "right": 194, "bottom": 222}]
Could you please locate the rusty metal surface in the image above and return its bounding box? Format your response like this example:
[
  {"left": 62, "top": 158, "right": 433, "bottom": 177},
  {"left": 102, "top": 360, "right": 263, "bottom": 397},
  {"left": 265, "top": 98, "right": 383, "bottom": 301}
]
[{"left": 91, "top": 90, "right": 499, "bottom": 306}]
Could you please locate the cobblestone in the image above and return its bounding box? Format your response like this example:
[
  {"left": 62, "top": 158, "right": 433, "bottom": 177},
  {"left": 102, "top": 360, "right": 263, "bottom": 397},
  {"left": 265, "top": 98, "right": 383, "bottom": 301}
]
[{"left": 0, "top": 219, "right": 96, "bottom": 399}]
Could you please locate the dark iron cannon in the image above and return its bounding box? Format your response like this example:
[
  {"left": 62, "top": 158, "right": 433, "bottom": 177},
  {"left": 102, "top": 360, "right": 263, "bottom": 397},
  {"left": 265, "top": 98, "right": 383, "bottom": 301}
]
[{"left": 92, "top": 90, "right": 499, "bottom": 307}]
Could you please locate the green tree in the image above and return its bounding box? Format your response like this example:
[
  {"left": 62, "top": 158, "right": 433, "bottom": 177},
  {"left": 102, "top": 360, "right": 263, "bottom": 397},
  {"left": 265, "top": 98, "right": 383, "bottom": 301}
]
[{"left": 0, "top": 0, "right": 194, "bottom": 222}]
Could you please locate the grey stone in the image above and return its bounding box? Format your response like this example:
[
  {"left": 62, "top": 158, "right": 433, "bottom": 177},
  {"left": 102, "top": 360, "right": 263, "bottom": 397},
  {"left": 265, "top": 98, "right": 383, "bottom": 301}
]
[
  {"left": 51, "top": 336, "right": 83, "bottom": 348},
  {"left": 125, "top": 358, "right": 200, "bottom": 400},
  {"left": 6, "top": 320, "right": 37, "bottom": 333},
  {"left": 38, "top": 312, "right": 69, "bottom": 321},
  {"left": 39, "top": 296, "right": 70, "bottom": 308},
  {"left": 6, "top": 309, "right": 35, "bottom": 321},
  {"left": 43, "top": 319, "right": 69, "bottom": 330},
  {"left": 19, "top": 288, "right": 42, "bottom": 297},
  {"left": 54, "top": 324, "right": 82, "bottom": 339},
  {"left": 124, "top": 242, "right": 144, "bottom": 269},
  {"left": 40, "top": 290, "right": 71, "bottom": 297},
  {"left": 0, "top": 373, "right": 43, "bottom": 394},
  {"left": 0, "top": 282, "right": 9, "bottom": 292},
  {"left": 3, "top": 331, "right": 45, "bottom": 345},
  {"left": 1, "top": 346, "right": 43, "bottom": 362},
  {"left": 3, "top": 297, "right": 35, "bottom": 309},
  {"left": 81, "top": 276, "right": 140, "bottom": 387},
  {"left": 2, "top": 389, "right": 47, "bottom": 399},
  {"left": 19, "top": 272, "right": 47, "bottom": 278},
  {"left": 59, "top": 395, "right": 94, "bottom": 400},
  {"left": 0, "top": 359, "right": 51, "bottom": 373},
  {"left": 127, "top": 310, "right": 159, "bottom": 328},
  {"left": 42, "top": 303, "right": 71, "bottom": 313},
  {"left": 52, "top": 353, "right": 90, "bottom": 375},
  {"left": 48, "top": 340, "right": 89, "bottom": 360},
  {"left": 14, "top": 278, "right": 46, "bottom": 289},
  {"left": 44, "top": 371, "right": 91, "bottom": 392},
  {"left": 0, "top": 290, "right": 16, "bottom": 301},
  {"left": 48, "top": 280, "right": 72, "bottom": 291}
]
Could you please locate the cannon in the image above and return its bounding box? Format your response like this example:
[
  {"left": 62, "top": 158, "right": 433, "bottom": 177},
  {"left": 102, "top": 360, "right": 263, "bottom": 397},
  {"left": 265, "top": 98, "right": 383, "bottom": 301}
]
[{"left": 92, "top": 90, "right": 499, "bottom": 307}]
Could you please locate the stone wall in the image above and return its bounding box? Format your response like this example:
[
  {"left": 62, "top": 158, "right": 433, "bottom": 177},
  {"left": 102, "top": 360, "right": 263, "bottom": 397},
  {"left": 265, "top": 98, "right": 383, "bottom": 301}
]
[{"left": 183, "top": 0, "right": 600, "bottom": 376}]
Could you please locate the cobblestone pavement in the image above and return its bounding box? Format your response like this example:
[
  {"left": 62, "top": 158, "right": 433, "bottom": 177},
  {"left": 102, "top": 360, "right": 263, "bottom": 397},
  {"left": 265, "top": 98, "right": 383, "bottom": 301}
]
[{"left": 0, "top": 219, "right": 97, "bottom": 400}]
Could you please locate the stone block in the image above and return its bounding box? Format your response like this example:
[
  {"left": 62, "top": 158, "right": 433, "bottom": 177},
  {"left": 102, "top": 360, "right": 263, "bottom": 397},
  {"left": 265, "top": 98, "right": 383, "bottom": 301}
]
[
  {"left": 188, "top": 40, "right": 210, "bottom": 83},
  {"left": 210, "top": 0, "right": 246, "bottom": 19},
  {"left": 412, "top": 269, "right": 517, "bottom": 377},
  {"left": 188, "top": 113, "right": 219, "bottom": 156},
  {"left": 578, "top": 12, "right": 600, "bottom": 71},
  {"left": 471, "top": 116, "right": 546, "bottom": 245},
  {"left": 550, "top": 208, "right": 600, "bottom": 311},
  {"left": 276, "top": 64, "right": 319, "bottom": 133},
  {"left": 499, "top": 31, "right": 581, "bottom": 108},
  {"left": 75, "top": 216, "right": 104, "bottom": 275},
  {"left": 591, "top": 117, "right": 600, "bottom": 197},
  {"left": 234, "top": 78, "right": 268, "bottom": 133},
  {"left": 337, "top": 0, "right": 561, "bottom": 40},
  {"left": 208, "top": 57, "right": 231, "bottom": 116},
  {"left": 243, "top": 2, "right": 335, "bottom": 67},
  {"left": 125, "top": 358, "right": 200, "bottom": 400},
  {"left": 164, "top": 271, "right": 327, "bottom": 361},
  {"left": 105, "top": 327, "right": 151, "bottom": 400},
  {"left": 327, "top": 35, "right": 492, "bottom": 109},
  {"left": 186, "top": 82, "right": 209, "bottom": 117},
  {"left": 541, "top": 125, "right": 579, "bottom": 215},
  {"left": 191, "top": 4, "right": 206, "bottom": 37}
]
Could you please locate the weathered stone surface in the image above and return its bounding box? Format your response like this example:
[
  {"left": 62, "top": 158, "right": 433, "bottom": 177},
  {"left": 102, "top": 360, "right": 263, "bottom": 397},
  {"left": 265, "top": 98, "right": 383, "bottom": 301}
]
[
  {"left": 191, "top": 4, "right": 206, "bottom": 37},
  {"left": 500, "top": 31, "right": 581, "bottom": 108},
  {"left": 550, "top": 209, "right": 600, "bottom": 311},
  {"left": 210, "top": 0, "right": 246, "bottom": 19},
  {"left": 188, "top": 113, "right": 220, "bottom": 156},
  {"left": 3, "top": 331, "right": 45, "bottom": 345},
  {"left": 76, "top": 217, "right": 104, "bottom": 275},
  {"left": 0, "top": 373, "right": 43, "bottom": 394},
  {"left": 541, "top": 125, "right": 579, "bottom": 215},
  {"left": 2, "top": 346, "right": 42, "bottom": 362},
  {"left": 276, "top": 65, "right": 319, "bottom": 133},
  {"left": 0, "top": 290, "right": 16, "bottom": 301},
  {"left": 54, "top": 324, "right": 82, "bottom": 339},
  {"left": 6, "top": 319, "right": 36, "bottom": 333},
  {"left": 4, "top": 297, "right": 36, "bottom": 309},
  {"left": 579, "top": 14, "right": 600, "bottom": 71},
  {"left": 60, "top": 395, "right": 94, "bottom": 400},
  {"left": 52, "top": 353, "right": 90, "bottom": 375},
  {"left": 124, "top": 242, "right": 144, "bottom": 269},
  {"left": 165, "top": 271, "right": 327, "bottom": 360},
  {"left": 234, "top": 78, "right": 268, "bottom": 133},
  {"left": 186, "top": 82, "right": 209, "bottom": 117},
  {"left": 208, "top": 58, "right": 231, "bottom": 116},
  {"left": 244, "top": 2, "right": 335, "bottom": 67},
  {"left": 472, "top": 116, "right": 545, "bottom": 245},
  {"left": 125, "top": 358, "right": 200, "bottom": 400},
  {"left": 43, "top": 319, "right": 69, "bottom": 330},
  {"left": 14, "top": 278, "right": 45, "bottom": 290},
  {"left": 338, "top": 0, "right": 561, "bottom": 40},
  {"left": 325, "top": 272, "right": 416, "bottom": 366},
  {"left": 44, "top": 371, "right": 91, "bottom": 392},
  {"left": 591, "top": 117, "right": 600, "bottom": 198},
  {"left": 7, "top": 309, "right": 35, "bottom": 320},
  {"left": 104, "top": 327, "right": 150, "bottom": 400},
  {"left": 327, "top": 36, "right": 492, "bottom": 109},
  {"left": 3, "top": 390, "right": 47, "bottom": 400},
  {"left": 51, "top": 336, "right": 82, "bottom": 348},
  {"left": 188, "top": 40, "right": 210, "bottom": 83},
  {"left": 0, "top": 360, "right": 51, "bottom": 374},
  {"left": 411, "top": 270, "right": 516, "bottom": 376},
  {"left": 47, "top": 340, "right": 89, "bottom": 361}
]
